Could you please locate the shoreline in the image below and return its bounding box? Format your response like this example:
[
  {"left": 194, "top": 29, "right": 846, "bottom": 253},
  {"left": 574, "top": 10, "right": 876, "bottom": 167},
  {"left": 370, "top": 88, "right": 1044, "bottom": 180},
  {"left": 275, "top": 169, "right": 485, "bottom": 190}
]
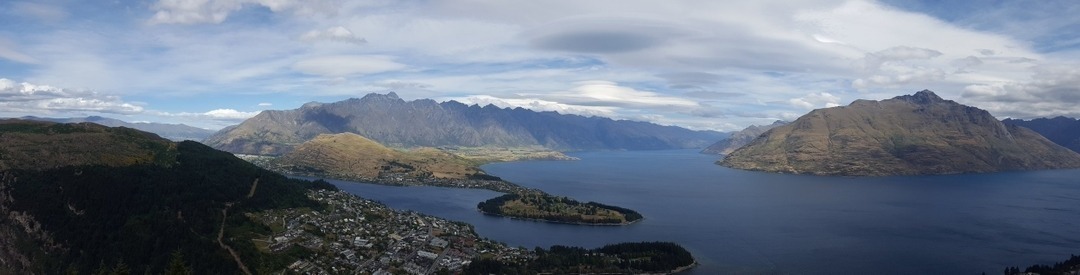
[
  {"left": 476, "top": 209, "right": 641, "bottom": 226},
  {"left": 670, "top": 261, "right": 698, "bottom": 274}
]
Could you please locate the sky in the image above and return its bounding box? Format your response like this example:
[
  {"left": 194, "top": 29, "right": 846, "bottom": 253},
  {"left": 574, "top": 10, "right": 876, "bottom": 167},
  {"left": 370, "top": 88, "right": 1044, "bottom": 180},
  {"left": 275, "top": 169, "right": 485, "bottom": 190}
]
[{"left": 2, "top": 0, "right": 1079, "bottom": 131}]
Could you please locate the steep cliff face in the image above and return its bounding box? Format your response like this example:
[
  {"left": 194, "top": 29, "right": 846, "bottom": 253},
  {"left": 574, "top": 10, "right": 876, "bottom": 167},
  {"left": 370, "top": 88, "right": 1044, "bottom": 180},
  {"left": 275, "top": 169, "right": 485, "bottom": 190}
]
[
  {"left": 720, "top": 90, "right": 1080, "bottom": 176},
  {"left": 701, "top": 120, "right": 787, "bottom": 155},
  {"left": 203, "top": 93, "right": 724, "bottom": 155}
]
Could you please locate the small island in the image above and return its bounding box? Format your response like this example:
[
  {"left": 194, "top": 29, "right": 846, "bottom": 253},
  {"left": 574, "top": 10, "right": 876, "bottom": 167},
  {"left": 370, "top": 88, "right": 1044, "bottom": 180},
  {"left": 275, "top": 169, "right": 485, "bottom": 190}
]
[{"left": 477, "top": 193, "right": 642, "bottom": 225}]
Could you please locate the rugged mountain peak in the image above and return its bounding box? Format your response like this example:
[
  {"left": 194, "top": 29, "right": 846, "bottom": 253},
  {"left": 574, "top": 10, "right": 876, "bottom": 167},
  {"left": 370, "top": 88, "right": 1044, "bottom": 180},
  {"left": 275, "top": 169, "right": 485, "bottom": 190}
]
[
  {"left": 360, "top": 92, "right": 402, "bottom": 102},
  {"left": 701, "top": 120, "right": 788, "bottom": 155},
  {"left": 720, "top": 90, "right": 1080, "bottom": 176},
  {"left": 203, "top": 94, "right": 724, "bottom": 155},
  {"left": 894, "top": 89, "right": 946, "bottom": 105},
  {"left": 301, "top": 101, "right": 324, "bottom": 109}
]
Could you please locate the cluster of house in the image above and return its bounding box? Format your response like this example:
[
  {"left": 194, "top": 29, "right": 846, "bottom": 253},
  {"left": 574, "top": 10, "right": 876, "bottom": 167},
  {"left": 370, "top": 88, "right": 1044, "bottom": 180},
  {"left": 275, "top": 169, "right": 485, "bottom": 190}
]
[{"left": 249, "top": 189, "right": 533, "bottom": 274}]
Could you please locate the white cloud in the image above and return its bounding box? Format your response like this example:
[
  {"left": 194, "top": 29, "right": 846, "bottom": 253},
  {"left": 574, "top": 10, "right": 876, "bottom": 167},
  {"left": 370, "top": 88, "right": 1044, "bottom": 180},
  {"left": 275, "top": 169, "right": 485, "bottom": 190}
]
[
  {"left": 148, "top": 0, "right": 339, "bottom": 24},
  {"left": 257, "top": 102, "right": 272, "bottom": 106},
  {"left": 292, "top": 55, "right": 407, "bottom": 77},
  {"left": 10, "top": 2, "right": 68, "bottom": 22},
  {"left": 961, "top": 63, "right": 1080, "bottom": 118},
  {"left": 0, "top": 78, "right": 143, "bottom": 115},
  {"left": 158, "top": 108, "right": 260, "bottom": 121},
  {"left": 0, "top": 38, "right": 36, "bottom": 64},
  {"left": 789, "top": 92, "right": 841, "bottom": 110},
  {"left": 527, "top": 80, "right": 700, "bottom": 109},
  {"left": 300, "top": 26, "right": 367, "bottom": 44},
  {"left": 203, "top": 108, "right": 260, "bottom": 119},
  {"left": 448, "top": 95, "right": 618, "bottom": 117}
]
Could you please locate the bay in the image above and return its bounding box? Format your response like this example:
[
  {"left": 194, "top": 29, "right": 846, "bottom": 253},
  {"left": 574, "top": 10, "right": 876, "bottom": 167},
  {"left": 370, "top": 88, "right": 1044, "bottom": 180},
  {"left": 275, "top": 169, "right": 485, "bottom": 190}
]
[{"left": 326, "top": 149, "right": 1080, "bottom": 274}]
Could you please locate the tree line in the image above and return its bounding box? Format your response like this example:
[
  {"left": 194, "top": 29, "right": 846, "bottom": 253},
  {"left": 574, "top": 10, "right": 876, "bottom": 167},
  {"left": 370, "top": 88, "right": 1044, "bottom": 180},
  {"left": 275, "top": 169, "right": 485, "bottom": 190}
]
[{"left": 462, "top": 241, "right": 695, "bottom": 274}]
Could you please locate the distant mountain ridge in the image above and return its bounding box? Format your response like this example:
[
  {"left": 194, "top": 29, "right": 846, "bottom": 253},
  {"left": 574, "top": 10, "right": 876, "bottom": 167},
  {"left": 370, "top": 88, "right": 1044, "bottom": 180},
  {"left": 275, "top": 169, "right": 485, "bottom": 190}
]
[
  {"left": 204, "top": 92, "right": 725, "bottom": 155},
  {"left": 701, "top": 120, "right": 787, "bottom": 155},
  {"left": 20, "top": 115, "right": 214, "bottom": 141},
  {"left": 720, "top": 90, "right": 1080, "bottom": 176},
  {"left": 1002, "top": 116, "right": 1080, "bottom": 153}
]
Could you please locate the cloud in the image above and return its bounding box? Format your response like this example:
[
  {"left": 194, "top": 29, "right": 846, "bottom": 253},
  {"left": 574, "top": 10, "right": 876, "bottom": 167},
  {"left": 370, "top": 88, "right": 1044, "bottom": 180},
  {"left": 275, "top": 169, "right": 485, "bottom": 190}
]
[
  {"left": 448, "top": 95, "right": 618, "bottom": 117},
  {"left": 529, "top": 80, "right": 700, "bottom": 108},
  {"left": 961, "top": 63, "right": 1080, "bottom": 118},
  {"left": 300, "top": 26, "right": 367, "bottom": 44},
  {"left": 292, "top": 55, "right": 406, "bottom": 77},
  {"left": 257, "top": 102, "right": 272, "bottom": 106},
  {"left": 148, "top": 0, "right": 339, "bottom": 24},
  {"left": 683, "top": 91, "right": 744, "bottom": 99},
  {"left": 158, "top": 108, "right": 260, "bottom": 121},
  {"left": 862, "top": 46, "right": 943, "bottom": 71},
  {"left": 0, "top": 38, "right": 37, "bottom": 64},
  {"left": 10, "top": 2, "right": 68, "bottom": 22},
  {"left": 0, "top": 78, "right": 143, "bottom": 115},
  {"left": 528, "top": 16, "right": 689, "bottom": 54},
  {"left": 789, "top": 92, "right": 841, "bottom": 110}
]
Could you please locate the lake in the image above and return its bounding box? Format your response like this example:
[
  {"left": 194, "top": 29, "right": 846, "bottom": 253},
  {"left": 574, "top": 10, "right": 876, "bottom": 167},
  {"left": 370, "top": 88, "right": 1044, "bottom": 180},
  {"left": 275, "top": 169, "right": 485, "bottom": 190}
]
[{"left": 326, "top": 149, "right": 1080, "bottom": 274}]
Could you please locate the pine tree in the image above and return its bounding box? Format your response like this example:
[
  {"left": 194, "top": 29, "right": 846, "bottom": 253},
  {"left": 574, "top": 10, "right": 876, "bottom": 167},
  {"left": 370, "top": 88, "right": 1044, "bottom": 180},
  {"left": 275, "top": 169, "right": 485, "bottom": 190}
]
[
  {"left": 111, "top": 260, "right": 130, "bottom": 275},
  {"left": 164, "top": 250, "right": 193, "bottom": 275}
]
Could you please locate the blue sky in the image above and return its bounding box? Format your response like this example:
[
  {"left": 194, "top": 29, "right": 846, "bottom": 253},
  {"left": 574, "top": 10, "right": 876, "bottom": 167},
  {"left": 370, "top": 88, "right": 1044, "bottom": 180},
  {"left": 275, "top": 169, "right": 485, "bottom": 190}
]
[{"left": 2, "top": 0, "right": 1079, "bottom": 130}]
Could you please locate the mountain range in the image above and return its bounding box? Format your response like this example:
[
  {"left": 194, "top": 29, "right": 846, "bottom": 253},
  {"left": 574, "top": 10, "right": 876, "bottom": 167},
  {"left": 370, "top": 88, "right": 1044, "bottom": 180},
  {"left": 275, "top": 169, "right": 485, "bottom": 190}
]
[
  {"left": 701, "top": 120, "right": 787, "bottom": 155},
  {"left": 20, "top": 116, "right": 215, "bottom": 141},
  {"left": 720, "top": 90, "right": 1080, "bottom": 176},
  {"left": 203, "top": 92, "right": 725, "bottom": 155},
  {"left": 1002, "top": 116, "right": 1080, "bottom": 154}
]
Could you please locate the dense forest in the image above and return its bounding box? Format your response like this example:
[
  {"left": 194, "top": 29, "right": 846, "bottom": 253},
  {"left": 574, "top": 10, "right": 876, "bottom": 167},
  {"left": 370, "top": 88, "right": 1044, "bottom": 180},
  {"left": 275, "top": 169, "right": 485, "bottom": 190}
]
[
  {"left": 463, "top": 242, "right": 695, "bottom": 274},
  {"left": 0, "top": 141, "right": 334, "bottom": 274},
  {"left": 1005, "top": 254, "right": 1080, "bottom": 275},
  {"left": 477, "top": 193, "right": 643, "bottom": 224}
]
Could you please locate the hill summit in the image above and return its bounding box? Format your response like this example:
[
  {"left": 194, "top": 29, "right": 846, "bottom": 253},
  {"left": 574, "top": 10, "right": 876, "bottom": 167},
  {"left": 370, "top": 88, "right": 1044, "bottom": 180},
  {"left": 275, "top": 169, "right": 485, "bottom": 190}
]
[
  {"left": 269, "top": 133, "right": 485, "bottom": 181},
  {"left": 720, "top": 90, "right": 1080, "bottom": 176}
]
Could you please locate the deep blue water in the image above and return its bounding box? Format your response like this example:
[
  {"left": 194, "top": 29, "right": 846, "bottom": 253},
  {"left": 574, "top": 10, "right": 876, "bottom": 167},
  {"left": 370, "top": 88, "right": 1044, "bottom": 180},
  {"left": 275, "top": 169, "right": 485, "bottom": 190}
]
[{"left": 326, "top": 149, "right": 1080, "bottom": 274}]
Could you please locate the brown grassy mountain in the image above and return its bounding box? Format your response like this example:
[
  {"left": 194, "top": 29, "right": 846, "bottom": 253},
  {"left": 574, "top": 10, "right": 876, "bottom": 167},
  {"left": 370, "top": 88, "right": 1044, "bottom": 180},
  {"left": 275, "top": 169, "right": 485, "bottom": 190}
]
[
  {"left": 701, "top": 120, "right": 787, "bottom": 155},
  {"left": 203, "top": 92, "right": 725, "bottom": 155},
  {"left": 0, "top": 119, "right": 177, "bottom": 170},
  {"left": 268, "top": 133, "right": 487, "bottom": 181},
  {"left": 720, "top": 90, "right": 1080, "bottom": 176}
]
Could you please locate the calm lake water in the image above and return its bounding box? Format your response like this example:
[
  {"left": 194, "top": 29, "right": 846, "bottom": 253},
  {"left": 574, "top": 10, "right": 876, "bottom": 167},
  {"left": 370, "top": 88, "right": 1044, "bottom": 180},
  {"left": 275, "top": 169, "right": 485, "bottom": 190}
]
[{"left": 326, "top": 149, "right": 1080, "bottom": 274}]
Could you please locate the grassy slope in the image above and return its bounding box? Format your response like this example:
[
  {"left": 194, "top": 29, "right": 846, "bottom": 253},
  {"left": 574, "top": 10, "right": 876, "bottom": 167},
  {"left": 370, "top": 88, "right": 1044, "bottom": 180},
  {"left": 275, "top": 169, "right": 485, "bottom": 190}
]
[{"left": 271, "top": 133, "right": 483, "bottom": 180}]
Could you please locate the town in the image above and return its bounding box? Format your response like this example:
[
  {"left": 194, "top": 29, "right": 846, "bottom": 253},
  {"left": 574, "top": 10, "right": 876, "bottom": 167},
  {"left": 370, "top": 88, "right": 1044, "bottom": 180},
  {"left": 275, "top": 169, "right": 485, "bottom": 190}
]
[{"left": 248, "top": 189, "right": 533, "bottom": 274}]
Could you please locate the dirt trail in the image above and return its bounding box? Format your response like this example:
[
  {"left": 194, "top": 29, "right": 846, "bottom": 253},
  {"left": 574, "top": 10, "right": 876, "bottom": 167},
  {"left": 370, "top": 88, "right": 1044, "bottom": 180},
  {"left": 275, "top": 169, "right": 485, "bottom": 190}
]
[
  {"left": 217, "top": 178, "right": 260, "bottom": 275},
  {"left": 218, "top": 203, "right": 252, "bottom": 275}
]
